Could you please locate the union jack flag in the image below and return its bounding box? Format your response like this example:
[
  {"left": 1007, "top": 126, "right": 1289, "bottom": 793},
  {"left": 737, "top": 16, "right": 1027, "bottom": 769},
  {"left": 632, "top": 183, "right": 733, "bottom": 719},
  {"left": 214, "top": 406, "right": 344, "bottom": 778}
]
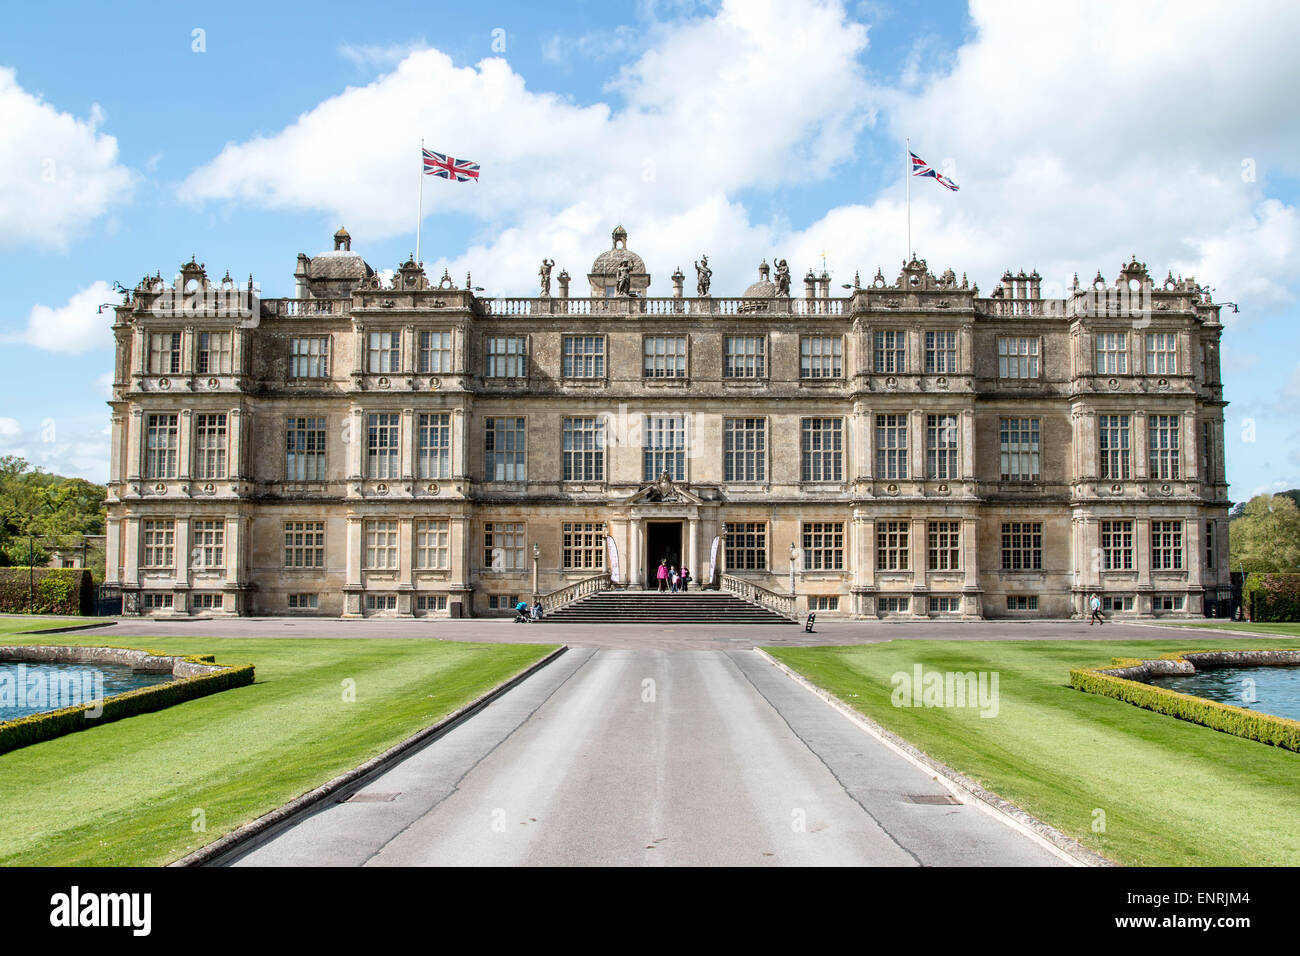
[
  {"left": 910, "top": 151, "right": 959, "bottom": 191},
  {"left": 422, "top": 148, "right": 480, "bottom": 183}
]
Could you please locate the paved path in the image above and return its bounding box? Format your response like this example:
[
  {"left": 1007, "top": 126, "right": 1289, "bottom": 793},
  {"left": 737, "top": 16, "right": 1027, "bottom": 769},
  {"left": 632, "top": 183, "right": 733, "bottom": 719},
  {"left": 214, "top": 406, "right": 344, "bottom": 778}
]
[
  {"left": 229, "top": 648, "right": 1067, "bottom": 867},
  {"left": 43, "top": 614, "right": 1254, "bottom": 651}
]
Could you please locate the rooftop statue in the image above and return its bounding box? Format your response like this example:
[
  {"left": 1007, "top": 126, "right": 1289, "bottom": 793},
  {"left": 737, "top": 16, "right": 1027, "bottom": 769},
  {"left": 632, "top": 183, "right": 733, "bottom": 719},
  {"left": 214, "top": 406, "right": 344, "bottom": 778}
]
[
  {"left": 774, "top": 259, "right": 791, "bottom": 297},
  {"left": 695, "top": 255, "right": 712, "bottom": 296},
  {"left": 539, "top": 258, "right": 554, "bottom": 296},
  {"left": 615, "top": 258, "right": 632, "bottom": 296}
]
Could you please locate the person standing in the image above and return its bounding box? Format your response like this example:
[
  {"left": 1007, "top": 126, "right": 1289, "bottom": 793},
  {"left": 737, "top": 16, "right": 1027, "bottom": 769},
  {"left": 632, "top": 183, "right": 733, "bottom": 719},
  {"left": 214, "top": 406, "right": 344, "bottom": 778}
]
[
  {"left": 669, "top": 566, "right": 680, "bottom": 593},
  {"left": 680, "top": 566, "right": 690, "bottom": 592},
  {"left": 657, "top": 559, "right": 669, "bottom": 592},
  {"left": 1089, "top": 593, "right": 1104, "bottom": 626}
]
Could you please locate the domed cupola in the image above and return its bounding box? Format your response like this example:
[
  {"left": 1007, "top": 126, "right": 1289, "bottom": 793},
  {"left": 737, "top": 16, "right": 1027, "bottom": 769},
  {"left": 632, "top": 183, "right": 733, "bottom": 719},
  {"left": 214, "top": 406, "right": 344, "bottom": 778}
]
[
  {"left": 743, "top": 260, "right": 776, "bottom": 298},
  {"left": 588, "top": 225, "right": 650, "bottom": 296},
  {"left": 301, "top": 226, "right": 375, "bottom": 297}
]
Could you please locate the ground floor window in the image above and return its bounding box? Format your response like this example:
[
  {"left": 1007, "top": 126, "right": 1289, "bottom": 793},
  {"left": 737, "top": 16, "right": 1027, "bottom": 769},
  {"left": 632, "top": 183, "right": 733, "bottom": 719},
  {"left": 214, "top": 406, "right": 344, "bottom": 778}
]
[
  {"left": 416, "top": 594, "right": 448, "bottom": 612},
  {"left": 725, "top": 522, "right": 767, "bottom": 570},
  {"left": 929, "top": 596, "right": 960, "bottom": 613},
  {"left": 1154, "top": 594, "right": 1185, "bottom": 612},
  {"left": 802, "top": 522, "right": 844, "bottom": 571},
  {"left": 365, "top": 593, "right": 397, "bottom": 612},
  {"left": 192, "top": 592, "right": 222, "bottom": 610},
  {"left": 1102, "top": 595, "right": 1134, "bottom": 611},
  {"left": 876, "top": 521, "right": 909, "bottom": 571},
  {"left": 484, "top": 522, "right": 526, "bottom": 571},
  {"left": 1006, "top": 595, "right": 1039, "bottom": 611},
  {"left": 878, "top": 596, "right": 909, "bottom": 613},
  {"left": 143, "top": 592, "right": 173, "bottom": 610},
  {"left": 488, "top": 594, "right": 521, "bottom": 610},
  {"left": 288, "top": 593, "right": 319, "bottom": 610},
  {"left": 809, "top": 596, "right": 839, "bottom": 611},
  {"left": 563, "top": 521, "right": 606, "bottom": 570}
]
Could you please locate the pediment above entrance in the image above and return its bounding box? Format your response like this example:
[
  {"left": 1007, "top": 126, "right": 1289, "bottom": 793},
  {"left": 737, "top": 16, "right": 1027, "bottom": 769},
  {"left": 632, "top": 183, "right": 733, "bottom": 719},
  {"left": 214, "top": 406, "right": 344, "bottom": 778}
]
[{"left": 625, "top": 472, "right": 704, "bottom": 505}]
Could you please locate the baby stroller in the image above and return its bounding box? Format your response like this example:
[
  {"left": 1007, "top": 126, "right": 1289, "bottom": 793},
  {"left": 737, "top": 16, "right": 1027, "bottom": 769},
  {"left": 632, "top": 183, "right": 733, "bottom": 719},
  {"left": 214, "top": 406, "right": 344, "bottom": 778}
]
[{"left": 513, "top": 600, "right": 531, "bottom": 623}]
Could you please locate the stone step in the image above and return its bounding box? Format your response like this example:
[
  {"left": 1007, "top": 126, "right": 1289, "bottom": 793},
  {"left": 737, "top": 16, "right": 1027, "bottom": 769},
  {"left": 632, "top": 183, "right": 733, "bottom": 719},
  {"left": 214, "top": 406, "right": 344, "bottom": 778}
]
[{"left": 541, "top": 589, "right": 795, "bottom": 624}]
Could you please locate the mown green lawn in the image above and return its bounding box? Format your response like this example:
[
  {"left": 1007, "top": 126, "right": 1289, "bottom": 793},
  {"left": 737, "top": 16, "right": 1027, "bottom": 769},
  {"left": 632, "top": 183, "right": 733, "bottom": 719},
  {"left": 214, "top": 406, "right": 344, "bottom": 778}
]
[
  {"left": 1161, "top": 621, "right": 1300, "bottom": 637},
  {"left": 765, "top": 638, "right": 1300, "bottom": 867},
  {"left": 0, "top": 634, "right": 557, "bottom": 865},
  {"left": 0, "top": 616, "right": 102, "bottom": 636}
]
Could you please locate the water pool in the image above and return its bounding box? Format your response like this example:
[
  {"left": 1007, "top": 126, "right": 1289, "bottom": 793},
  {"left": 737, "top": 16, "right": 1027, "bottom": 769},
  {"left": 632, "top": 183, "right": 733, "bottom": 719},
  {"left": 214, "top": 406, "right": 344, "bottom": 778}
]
[
  {"left": 0, "top": 660, "right": 175, "bottom": 722},
  {"left": 1147, "top": 666, "right": 1300, "bottom": 723}
]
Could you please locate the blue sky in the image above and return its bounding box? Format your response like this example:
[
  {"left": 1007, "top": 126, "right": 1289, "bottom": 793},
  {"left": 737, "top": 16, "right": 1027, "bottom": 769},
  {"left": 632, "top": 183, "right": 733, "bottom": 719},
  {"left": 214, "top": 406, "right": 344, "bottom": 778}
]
[{"left": 1, "top": 0, "right": 1297, "bottom": 499}]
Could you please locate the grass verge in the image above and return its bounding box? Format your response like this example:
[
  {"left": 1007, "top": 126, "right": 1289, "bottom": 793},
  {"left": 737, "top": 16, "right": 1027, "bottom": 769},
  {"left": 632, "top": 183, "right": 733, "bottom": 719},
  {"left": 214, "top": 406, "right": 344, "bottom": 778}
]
[
  {"left": 764, "top": 638, "right": 1300, "bottom": 866},
  {"left": 0, "top": 633, "right": 556, "bottom": 865},
  {"left": 1158, "top": 621, "right": 1300, "bottom": 637}
]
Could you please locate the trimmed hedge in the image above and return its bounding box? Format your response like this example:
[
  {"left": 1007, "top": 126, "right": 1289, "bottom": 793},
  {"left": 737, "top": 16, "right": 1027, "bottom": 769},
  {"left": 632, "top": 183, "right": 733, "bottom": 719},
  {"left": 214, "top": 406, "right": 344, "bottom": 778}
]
[
  {"left": 0, "top": 568, "right": 93, "bottom": 615},
  {"left": 1244, "top": 573, "right": 1300, "bottom": 623},
  {"left": 1069, "top": 650, "right": 1300, "bottom": 752},
  {"left": 0, "top": 652, "right": 254, "bottom": 755}
]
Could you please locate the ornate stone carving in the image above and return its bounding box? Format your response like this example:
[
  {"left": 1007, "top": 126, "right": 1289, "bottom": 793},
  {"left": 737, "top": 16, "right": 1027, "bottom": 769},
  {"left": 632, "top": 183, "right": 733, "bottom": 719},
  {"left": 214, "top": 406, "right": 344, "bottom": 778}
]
[
  {"left": 774, "top": 259, "right": 791, "bottom": 297},
  {"left": 695, "top": 255, "right": 712, "bottom": 296}
]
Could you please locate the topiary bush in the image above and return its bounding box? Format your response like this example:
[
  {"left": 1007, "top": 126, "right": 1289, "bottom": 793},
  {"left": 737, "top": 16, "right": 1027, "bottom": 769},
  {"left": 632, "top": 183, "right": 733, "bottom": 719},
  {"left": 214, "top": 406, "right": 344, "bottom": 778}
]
[
  {"left": 0, "top": 568, "right": 93, "bottom": 615},
  {"left": 1244, "top": 573, "right": 1300, "bottom": 622}
]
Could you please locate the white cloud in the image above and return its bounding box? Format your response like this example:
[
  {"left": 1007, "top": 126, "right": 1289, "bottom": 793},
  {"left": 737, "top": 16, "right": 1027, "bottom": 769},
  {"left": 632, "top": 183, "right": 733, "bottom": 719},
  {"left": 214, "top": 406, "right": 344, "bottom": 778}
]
[
  {"left": 0, "top": 67, "right": 133, "bottom": 248},
  {"left": 5, "top": 281, "right": 116, "bottom": 354},
  {"left": 180, "top": 0, "right": 1300, "bottom": 320},
  {"left": 338, "top": 41, "right": 429, "bottom": 70}
]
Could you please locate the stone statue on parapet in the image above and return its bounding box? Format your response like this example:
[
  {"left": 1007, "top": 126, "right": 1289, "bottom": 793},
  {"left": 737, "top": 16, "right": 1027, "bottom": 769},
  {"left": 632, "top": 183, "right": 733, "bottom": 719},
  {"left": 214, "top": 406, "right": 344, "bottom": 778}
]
[
  {"left": 539, "top": 258, "right": 554, "bottom": 296},
  {"left": 695, "top": 255, "right": 712, "bottom": 296},
  {"left": 774, "top": 259, "right": 791, "bottom": 296},
  {"left": 615, "top": 258, "right": 632, "bottom": 296}
]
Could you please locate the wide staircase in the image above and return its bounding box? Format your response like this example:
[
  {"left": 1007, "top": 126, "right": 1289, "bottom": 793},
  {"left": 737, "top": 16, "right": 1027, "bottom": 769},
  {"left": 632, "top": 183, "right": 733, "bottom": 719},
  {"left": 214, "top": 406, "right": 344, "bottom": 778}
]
[{"left": 541, "top": 588, "right": 796, "bottom": 625}]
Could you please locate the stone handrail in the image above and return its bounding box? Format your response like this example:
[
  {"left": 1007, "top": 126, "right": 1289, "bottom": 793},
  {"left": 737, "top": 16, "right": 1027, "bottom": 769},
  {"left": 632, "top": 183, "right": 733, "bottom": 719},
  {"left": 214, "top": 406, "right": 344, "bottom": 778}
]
[
  {"left": 720, "top": 574, "right": 798, "bottom": 620},
  {"left": 540, "top": 572, "right": 612, "bottom": 611},
  {"left": 478, "top": 297, "right": 847, "bottom": 317}
]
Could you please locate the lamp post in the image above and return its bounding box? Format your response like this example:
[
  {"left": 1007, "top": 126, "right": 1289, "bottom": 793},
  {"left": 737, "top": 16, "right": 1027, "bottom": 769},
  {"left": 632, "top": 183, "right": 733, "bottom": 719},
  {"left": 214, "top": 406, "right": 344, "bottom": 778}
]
[
  {"left": 789, "top": 542, "right": 798, "bottom": 596},
  {"left": 532, "top": 543, "right": 540, "bottom": 602}
]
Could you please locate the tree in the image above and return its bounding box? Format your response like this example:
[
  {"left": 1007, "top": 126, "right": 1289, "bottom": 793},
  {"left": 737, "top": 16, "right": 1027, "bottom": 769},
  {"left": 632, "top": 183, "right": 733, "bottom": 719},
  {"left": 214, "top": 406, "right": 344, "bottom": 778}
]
[
  {"left": 1230, "top": 493, "right": 1300, "bottom": 573},
  {"left": 0, "top": 457, "right": 106, "bottom": 568}
]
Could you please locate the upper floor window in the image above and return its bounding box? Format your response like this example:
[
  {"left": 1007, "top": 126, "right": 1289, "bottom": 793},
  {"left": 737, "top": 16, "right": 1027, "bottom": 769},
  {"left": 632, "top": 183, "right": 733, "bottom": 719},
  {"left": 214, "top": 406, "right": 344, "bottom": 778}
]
[
  {"left": 643, "top": 335, "right": 687, "bottom": 378},
  {"left": 418, "top": 413, "right": 451, "bottom": 480},
  {"left": 1095, "top": 332, "right": 1128, "bottom": 375},
  {"left": 999, "top": 418, "right": 1040, "bottom": 481},
  {"left": 875, "top": 413, "right": 908, "bottom": 480},
  {"left": 925, "top": 331, "right": 957, "bottom": 374},
  {"left": 1148, "top": 415, "right": 1180, "bottom": 480},
  {"left": 485, "top": 337, "right": 527, "bottom": 379},
  {"left": 1099, "top": 414, "right": 1130, "bottom": 480},
  {"left": 643, "top": 414, "right": 686, "bottom": 481},
  {"left": 286, "top": 416, "right": 327, "bottom": 481},
  {"left": 415, "top": 519, "right": 450, "bottom": 570},
  {"left": 364, "top": 519, "right": 399, "bottom": 569},
  {"left": 194, "top": 413, "right": 228, "bottom": 480},
  {"left": 142, "top": 518, "right": 175, "bottom": 568},
  {"left": 284, "top": 520, "right": 325, "bottom": 568},
  {"left": 197, "top": 332, "right": 232, "bottom": 375},
  {"left": 484, "top": 521, "right": 526, "bottom": 570},
  {"left": 800, "top": 336, "right": 843, "bottom": 379},
  {"left": 145, "top": 413, "right": 179, "bottom": 478},
  {"left": 485, "top": 417, "right": 526, "bottom": 482},
  {"left": 1100, "top": 519, "right": 1133, "bottom": 571},
  {"left": 724, "top": 336, "right": 766, "bottom": 378},
  {"left": 367, "top": 331, "right": 401, "bottom": 374},
  {"left": 290, "top": 337, "right": 330, "bottom": 378},
  {"left": 1001, "top": 522, "right": 1042, "bottom": 571},
  {"left": 927, "top": 520, "right": 960, "bottom": 571},
  {"left": 562, "top": 416, "right": 605, "bottom": 481},
  {"left": 997, "top": 337, "right": 1039, "bottom": 379},
  {"left": 191, "top": 519, "right": 225, "bottom": 570},
  {"left": 418, "top": 331, "right": 453, "bottom": 373},
  {"left": 802, "top": 522, "right": 844, "bottom": 571},
  {"left": 1146, "top": 332, "right": 1178, "bottom": 375},
  {"left": 800, "top": 418, "right": 843, "bottom": 482},
  {"left": 926, "top": 414, "right": 958, "bottom": 480},
  {"left": 562, "top": 522, "right": 606, "bottom": 570},
  {"left": 876, "top": 520, "right": 909, "bottom": 571},
  {"left": 149, "top": 332, "right": 182, "bottom": 375},
  {"left": 874, "top": 330, "right": 906, "bottom": 373},
  {"left": 366, "top": 412, "right": 400, "bottom": 479},
  {"left": 562, "top": 335, "right": 605, "bottom": 379},
  {"left": 724, "top": 417, "right": 766, "bottom": 482}
]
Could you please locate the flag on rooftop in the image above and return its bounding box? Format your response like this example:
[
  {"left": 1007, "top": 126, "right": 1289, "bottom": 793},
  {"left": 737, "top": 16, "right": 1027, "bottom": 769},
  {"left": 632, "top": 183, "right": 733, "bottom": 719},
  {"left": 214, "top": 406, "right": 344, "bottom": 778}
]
[
  {"left": 422, "top": 149, "right": 480, "bottom": 182},
  {"left": 909, "top": 151, "right": 959, "bottom": 191}
]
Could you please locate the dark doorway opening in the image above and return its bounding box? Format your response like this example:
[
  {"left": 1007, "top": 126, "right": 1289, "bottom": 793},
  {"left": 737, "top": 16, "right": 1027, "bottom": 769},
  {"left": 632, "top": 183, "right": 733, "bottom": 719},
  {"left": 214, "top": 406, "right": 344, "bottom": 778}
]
[{"left": 645, "top": 521, "right": 682, "bottom": 589}]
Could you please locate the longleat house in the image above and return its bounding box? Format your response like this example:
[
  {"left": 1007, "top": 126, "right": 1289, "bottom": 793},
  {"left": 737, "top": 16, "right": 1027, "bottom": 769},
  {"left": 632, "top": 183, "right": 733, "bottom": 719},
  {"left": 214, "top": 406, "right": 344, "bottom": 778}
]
[{"left": 103, "top": 225, "right": 1233, "bottom": 619}]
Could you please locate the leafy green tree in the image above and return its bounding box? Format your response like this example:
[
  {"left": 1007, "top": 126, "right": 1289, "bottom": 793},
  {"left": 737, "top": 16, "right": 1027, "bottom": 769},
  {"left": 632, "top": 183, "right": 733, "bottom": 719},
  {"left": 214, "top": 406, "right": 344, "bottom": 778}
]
[
  {"left": 0, "top": 456, "right": 105, "bottom": 567},
  {"left": 1230, "top": 493, "right": 1300, "bottom": 573}
]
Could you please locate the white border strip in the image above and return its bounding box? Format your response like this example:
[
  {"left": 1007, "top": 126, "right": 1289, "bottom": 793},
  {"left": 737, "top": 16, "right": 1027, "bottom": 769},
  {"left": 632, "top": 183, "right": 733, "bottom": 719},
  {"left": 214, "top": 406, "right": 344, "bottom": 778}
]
[{"left": 754, "top": 647, "right": 1114, "bottom": 868}]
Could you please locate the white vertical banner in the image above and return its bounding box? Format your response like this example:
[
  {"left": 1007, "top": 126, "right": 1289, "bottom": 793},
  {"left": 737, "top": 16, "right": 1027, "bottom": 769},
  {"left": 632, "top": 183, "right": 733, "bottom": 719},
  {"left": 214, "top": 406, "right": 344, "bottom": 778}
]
[
  {"left": 708, "top": 535, "right": 721, "bottom": 588},
  {"left": 606, "top": 534, "right": 621, "bottom": 585}
]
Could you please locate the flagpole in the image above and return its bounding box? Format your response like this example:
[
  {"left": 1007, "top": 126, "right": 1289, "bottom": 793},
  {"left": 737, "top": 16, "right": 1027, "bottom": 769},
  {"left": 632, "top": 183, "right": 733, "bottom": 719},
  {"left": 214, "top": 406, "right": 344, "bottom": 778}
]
[
  {"left": 905, "top": 137, "right": 911, "bottom": 262},
  {"left": 416, "top": 138, "right": 424, "bottom": 265}
]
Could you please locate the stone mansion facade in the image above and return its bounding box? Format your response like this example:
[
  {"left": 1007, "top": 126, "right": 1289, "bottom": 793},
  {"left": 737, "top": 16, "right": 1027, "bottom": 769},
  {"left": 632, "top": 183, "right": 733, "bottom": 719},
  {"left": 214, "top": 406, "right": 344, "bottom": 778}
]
[{"left": 103, "top": 226, "right": 1233, "bottom": 619}]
